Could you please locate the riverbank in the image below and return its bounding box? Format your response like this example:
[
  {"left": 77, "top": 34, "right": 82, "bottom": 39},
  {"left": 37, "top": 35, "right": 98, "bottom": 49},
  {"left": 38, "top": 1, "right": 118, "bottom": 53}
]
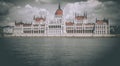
[{"left": 1, "top": 34, "right": 119, "bottom": 38}]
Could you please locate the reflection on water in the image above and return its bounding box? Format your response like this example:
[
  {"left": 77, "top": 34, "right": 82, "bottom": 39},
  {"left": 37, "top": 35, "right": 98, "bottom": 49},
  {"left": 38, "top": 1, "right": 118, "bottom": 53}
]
[{"left": 0, "top": 37, "right": 120, "bottom": 66}]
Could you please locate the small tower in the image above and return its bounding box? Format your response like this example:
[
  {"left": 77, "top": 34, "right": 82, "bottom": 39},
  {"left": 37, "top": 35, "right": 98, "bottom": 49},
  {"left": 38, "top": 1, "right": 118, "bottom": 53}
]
[
  {"left": 103, "top": 18, "right": 109, "bottom": 24},
  {"left": 33, "top": 15, "right": 46, "bottom": 23}
]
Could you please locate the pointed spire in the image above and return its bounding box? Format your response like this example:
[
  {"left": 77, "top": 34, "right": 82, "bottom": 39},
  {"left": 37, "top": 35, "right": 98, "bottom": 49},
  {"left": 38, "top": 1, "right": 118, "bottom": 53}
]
[
  {"left": 78, "top": 13, "right": 79, "bottom": 16},
  {"left": 40, "top": 15, "right": 42, "bottom": 18},
  {"left": 96, "top": 18, "right": 97, "bottom": 22},
  {"left": 58, "top": 2, "right": 61, "bottom": 9},
  {"left": 15, "top": 20, "right": 17, "bottom": 24},
  {"left": 84, "top": 11, "right": 87, "bottom": 18},
  {"left": 86, "top": 12, "right": 87, "bottom": 18},
  {"left": 107, "top": 18, "right": 109, "bottom": 24},
  {"left": 33, "top": 15, "right": 35, "bottom": 20},
  {"left": 84, "top": 12, "right": 85, "bottom": 16},
  {"left": 103, "top": 17, "right": 106, "bottom": 21},
  {"left": 75, "top": 12, "right": 77, "bottom": 17}
]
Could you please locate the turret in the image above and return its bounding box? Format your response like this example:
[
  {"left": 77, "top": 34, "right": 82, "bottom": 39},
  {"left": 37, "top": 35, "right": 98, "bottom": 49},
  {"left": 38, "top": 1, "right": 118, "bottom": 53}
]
[
  {"left": 103, "top": 18, "right": 109, "bottom": 24},
  {"left": 33, "top": 15, "right": 46, "bottom": 22}
]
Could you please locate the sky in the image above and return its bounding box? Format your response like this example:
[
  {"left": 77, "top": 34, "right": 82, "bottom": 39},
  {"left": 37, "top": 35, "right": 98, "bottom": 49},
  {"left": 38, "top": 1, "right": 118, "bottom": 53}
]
[{"left": 0, "top": 0, "right": 120, "bottom": 26}]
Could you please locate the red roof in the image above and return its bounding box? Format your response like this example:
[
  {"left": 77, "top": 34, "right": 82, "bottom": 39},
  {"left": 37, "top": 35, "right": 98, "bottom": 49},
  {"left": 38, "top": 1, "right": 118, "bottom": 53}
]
[
  {"left": 84, "top": 23, "right": 94, "bottom": 25},
  {"left": 66, "top": 22, "right": 74, "bottom": 26},
  {"left": 96, "top": 20, "right": 105, "bottom": 25},
  {"left": 23, "top": 23, "right": 32, "bottom": 27},
  {"left": 35, "top": 17, "right": 46, "bottom": 22},
  {"left": 75, "top": 16, "right": 86, "bottom": 20},
  {"left": 76, "top": 24, "right": 82, "bottom": 26},
  {"left": 55, "top": 9, "right": 63, "bottom": 16}
]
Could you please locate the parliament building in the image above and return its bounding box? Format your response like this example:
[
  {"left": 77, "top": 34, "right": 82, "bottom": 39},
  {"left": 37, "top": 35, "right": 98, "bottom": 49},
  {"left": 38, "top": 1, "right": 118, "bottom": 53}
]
[{"left": 3, "top": 3, "right": 110, "bottom": 37}]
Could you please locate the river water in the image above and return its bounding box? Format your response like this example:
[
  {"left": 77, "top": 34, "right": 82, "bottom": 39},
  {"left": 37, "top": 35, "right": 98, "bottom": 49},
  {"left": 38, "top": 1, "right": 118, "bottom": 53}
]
[{"left": 0, "top": 37, "right": 120, "bottom": 66}]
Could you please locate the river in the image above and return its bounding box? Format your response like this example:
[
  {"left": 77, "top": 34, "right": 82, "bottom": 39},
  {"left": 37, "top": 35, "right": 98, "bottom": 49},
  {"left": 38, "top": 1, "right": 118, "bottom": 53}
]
[{"left": 0, "top": 37, "right": 120, "bottom": 66}]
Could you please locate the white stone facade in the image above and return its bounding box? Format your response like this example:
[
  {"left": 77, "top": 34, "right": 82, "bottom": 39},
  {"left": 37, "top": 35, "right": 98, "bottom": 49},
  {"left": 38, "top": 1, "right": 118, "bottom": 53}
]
[{"left": 3, "top": 4, "right": 110, "bottom": 37}]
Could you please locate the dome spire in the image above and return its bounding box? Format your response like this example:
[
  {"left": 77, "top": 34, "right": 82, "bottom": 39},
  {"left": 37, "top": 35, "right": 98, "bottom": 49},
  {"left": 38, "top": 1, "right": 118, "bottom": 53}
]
[
  {"left": 55, "top": 1, "right": 63, "bottom": 16},
  {"left": 58, "top": 2, "right": 61, "bottom": 9}
]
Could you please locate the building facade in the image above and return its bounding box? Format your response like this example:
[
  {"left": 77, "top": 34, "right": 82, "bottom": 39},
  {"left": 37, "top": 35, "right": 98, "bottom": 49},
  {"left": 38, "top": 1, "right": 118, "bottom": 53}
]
[
  {"left": 4, "top": 3, "right": 110, "bottom": 37},
  {"left": 47, "top": 3, "right": 64, "bottom": 36}
]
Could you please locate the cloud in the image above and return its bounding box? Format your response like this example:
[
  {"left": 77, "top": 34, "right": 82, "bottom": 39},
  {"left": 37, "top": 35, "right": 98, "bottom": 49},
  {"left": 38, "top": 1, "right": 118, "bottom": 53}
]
[
  {"left": 0, "top": 0, "right": 120, "bottom": 26},
  {"left": 35, "top": 0, "right": 39, "bottom": 2},
  {"left": 0, "top": 1, "right": 14, "bottom": 15},
  {"left": 0, "top": 1, "right": 14, "bottom": 25},
  {"left": 7, "top": 4, "right": 49, "bottom": 23},
  {"left": 101, "top": 1, "right": 120, "bottom": 25},
  {"left": 25, "top": 4, "right": 33, "bottom": 8},
  {"left": 63, "top": 0, "right": 120, "bottom": 25},
  {"left": 63, "top": 0, "right": 103, "bottom": 22}
]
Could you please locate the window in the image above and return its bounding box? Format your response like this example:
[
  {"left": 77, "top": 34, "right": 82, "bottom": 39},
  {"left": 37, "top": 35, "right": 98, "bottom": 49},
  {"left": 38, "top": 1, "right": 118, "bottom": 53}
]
[{"left": 49, "top": 25, "right": 61, "bottom": 28}]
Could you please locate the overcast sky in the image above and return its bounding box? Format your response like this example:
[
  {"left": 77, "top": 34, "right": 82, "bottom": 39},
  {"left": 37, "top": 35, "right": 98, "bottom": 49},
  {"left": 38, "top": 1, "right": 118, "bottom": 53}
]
[{"left": 0, "top": 0, "right": 120, "bottom": 25}]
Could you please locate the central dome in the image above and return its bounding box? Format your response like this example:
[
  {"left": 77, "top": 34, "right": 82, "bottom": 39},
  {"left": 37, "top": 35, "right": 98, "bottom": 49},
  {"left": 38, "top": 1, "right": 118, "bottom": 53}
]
[
  {"left": 55, "top": 9, "right": 63, "bottom": 16},
  {"left": 55, "top": 3, "right": 63, "bottom": 16}
]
